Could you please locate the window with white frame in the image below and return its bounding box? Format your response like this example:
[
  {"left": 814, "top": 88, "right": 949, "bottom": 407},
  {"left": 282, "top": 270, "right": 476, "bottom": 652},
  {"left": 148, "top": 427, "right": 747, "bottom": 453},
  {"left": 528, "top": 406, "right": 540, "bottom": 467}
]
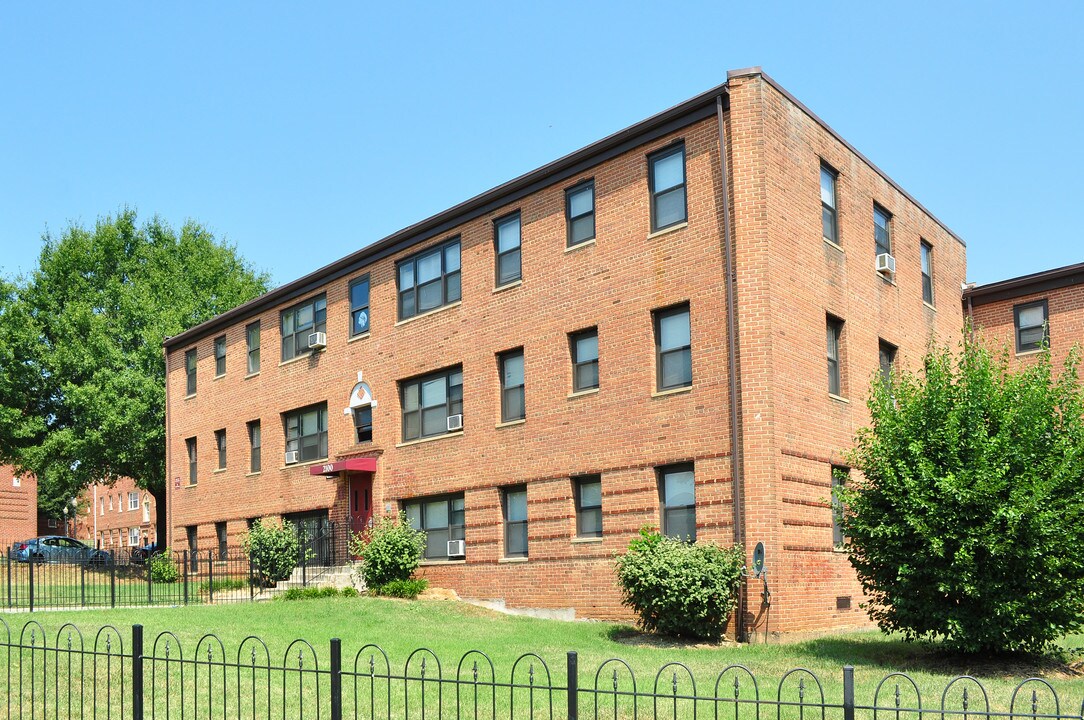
[{"left": 129, "top": 527, "right": 140, "bottom": 546}]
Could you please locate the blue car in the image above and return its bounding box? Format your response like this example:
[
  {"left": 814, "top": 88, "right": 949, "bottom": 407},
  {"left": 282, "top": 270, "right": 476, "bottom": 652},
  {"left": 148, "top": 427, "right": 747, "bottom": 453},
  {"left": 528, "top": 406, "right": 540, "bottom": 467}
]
[{"left": 13, "top": 536, "right": 109, "bottom": 566}]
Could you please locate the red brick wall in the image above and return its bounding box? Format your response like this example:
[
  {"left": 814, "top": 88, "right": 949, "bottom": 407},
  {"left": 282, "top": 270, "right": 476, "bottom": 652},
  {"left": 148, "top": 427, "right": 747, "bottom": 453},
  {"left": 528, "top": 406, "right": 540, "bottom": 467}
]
[
  {"left": 72, "top": 478, "right": 156, "bottom": 550},
  {"left": 0, "top": 465, "right": 37, "bottom": 550},
  {"left": 971, "top": 284, "right": 1084, "bottom": 369}
]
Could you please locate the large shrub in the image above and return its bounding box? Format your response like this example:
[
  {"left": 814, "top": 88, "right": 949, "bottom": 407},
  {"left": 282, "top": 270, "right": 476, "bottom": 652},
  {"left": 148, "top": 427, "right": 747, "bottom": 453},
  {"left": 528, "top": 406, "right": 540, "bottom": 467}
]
[
  {"left": 350, "top": 513, "right": 426, "bottom": 589},
  {"left": 149, "top": 547, "right": 179, "bottom": 584},
  {"left": 840, "top": 336, "right": 1084, "bottom": 653},
  {"left": 243, "top": 519, "right": 301, "bottom": 586},
  {"left": 614, "top": 528, "right": 745, "bottom": 641}
]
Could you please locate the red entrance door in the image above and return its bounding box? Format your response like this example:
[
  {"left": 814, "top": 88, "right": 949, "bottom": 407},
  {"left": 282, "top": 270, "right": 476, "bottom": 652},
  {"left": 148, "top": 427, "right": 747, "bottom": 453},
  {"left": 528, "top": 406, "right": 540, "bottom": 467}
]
[{"left": 348, "top": 474, "right": 373, "bottom": 542}]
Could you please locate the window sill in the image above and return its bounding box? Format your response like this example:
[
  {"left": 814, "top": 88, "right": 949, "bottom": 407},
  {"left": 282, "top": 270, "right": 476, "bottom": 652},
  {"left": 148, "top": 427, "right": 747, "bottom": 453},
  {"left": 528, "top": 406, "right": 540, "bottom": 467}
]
[
  {"left": 493, "top": 280, "right": 522, "bottom": 294},
  {"left": 828, "top": 393, "right": 850, "bottom": 404},
  {"left": 823, "top": 238, "right": 844, "bottom": 253},
  {"left": 212, "top": 468, "right": 227, "bottom": 474},
  {"left": 923, "top": 301, "right": 936, "bottom": 312},
  {"left": 245, "top": 471, "right": 262, "bottom": 478},
  {"left": 647, "top": 221, "right": 688, "bottom": 240},
  {"left": 495, "top": 418, "right": 526, "bottom": 429},
  {"left": 567, "top": 388, "right": 599, "bottom": 399},
  {"left": 279, "top": 457, "right": 330, "bottom": 470},
  {"left": 832, "top": 545, "right": 848, "bottom": 554},
  {"left": 278, "top": 353, "right": 317, "bottom": 369},
  {"left": 420, "top": 558, "right": 467, "bottom": 566},
  {"left": 876, "top": 272, "right": 897, "bottom": 287},
  {"left": 651, "top": 385, "right": 692, "bottom": 399},
  {"left": 244, "top": 372, "right": 260, "bottom": 380},
  {"left": 396, "top": 431, "right": 464, "bottom": 449},
  {"left": 1016, "top": 349, "right": 1044, "bottom": 358},
  {"left": 213, "top": 374, "right": 226, "bottom": 381},
  {"left": 571, "top": 536, "right": 603, "bottom": 544},
  {"left": 498, "top": 556, "right": 528, "bottom": 564},
  {"left": 184, "top": 483, "right": 197, "bottom": 490},
  {"left": 348, "top": 332, "right": 371, "bottom": 344},
  {"left": 184, "top": 393, "right": 196, "bottom": 401},
  {"left": 565, "top": 239, "right": 596, "bottom": 254},
  {"left": 395, "top": 300, "right": 461, "bottom": 327}
]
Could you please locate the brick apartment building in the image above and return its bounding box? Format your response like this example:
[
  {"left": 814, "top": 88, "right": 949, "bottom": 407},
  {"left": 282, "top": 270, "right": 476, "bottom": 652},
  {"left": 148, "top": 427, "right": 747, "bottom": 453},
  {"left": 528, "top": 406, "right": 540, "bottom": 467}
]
[
  {"left": 72, "top": 477, "right": 157, "bottom": 551},
  {"left": 966, "top": 262, "right": 1084, "bottom": 366},
  {"left": 0, "top": 465, "right": 38, "bottom": 550},
  {"left": 163, "top": 67, "right": 967, "bottom": 635}
]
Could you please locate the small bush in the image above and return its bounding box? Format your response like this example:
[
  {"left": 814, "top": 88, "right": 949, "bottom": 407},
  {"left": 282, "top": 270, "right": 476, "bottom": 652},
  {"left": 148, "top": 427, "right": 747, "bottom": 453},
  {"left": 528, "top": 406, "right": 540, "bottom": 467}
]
[
  {"left": 374, "top": 578, "right": 429, "bottom": 599},
  {"left": 243, "top": 519, "right": 301, "bottom": 586},
  {"left": 200, "top": 578, "right": 247, "bottom": 593},
  {"left": 149, "top": 549, "right": 179, "bottom": 584},
  {"left": 279, "top": 586, "right": 355, "bottom": 601},
  {"left": 349, "top": 513, "right": 426, "bottom": 588},
  {"left": 614, "top": 528, "right": 745, "bottom": 641}
]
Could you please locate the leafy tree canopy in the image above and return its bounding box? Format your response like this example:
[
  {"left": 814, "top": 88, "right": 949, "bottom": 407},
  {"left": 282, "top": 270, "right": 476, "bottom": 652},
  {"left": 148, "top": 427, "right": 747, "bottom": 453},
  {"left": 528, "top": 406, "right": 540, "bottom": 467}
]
[
  {"left": 840, "top": 333, "right": 1084, "bottom": 653},
  {"left": 0, "top": 210, "right": 269, "bottom": 521}
]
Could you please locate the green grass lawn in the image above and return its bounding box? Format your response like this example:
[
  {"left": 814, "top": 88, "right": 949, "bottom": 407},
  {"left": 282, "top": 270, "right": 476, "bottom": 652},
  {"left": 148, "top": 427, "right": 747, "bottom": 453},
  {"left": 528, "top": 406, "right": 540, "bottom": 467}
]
[{"left": 2, "top": 597, "right": 1082, "bottom": 719}]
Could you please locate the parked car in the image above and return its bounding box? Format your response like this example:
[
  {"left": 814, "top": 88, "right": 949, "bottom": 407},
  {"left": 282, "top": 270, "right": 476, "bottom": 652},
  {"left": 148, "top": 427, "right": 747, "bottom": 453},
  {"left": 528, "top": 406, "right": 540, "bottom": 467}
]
[
  {"left": 13, "top": 536, "right": 109, "bottom": 566},
  {"left": 130, "top": 542, "right": 162, "bottom": 564}
]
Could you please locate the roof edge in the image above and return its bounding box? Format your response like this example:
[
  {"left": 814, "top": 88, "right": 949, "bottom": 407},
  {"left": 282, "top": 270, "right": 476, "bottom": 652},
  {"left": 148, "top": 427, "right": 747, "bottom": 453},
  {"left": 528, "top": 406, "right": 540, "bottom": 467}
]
[{"left": 965, "top": 261, "right": 1084, "bottom": 306}]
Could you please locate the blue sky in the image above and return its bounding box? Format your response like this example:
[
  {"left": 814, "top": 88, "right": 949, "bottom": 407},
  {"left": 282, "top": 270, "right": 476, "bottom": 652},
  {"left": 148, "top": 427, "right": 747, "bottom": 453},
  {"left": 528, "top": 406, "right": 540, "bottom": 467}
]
[{"left": 1, "top": 2, "right": 1080, "bottom": 287}]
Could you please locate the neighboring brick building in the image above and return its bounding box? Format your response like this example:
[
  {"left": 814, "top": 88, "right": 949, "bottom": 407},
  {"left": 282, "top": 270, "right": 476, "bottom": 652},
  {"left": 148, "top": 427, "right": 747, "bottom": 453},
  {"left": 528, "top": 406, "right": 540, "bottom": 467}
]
[
  {"left": 0, "top": 465, "right": 38, "bottom": 550},
  {"left": 967, "top": 262, "right": 1084, "bottom": 367},
  {"left": 163, "top": 67, "right": 967, "bottom": 635},
  {"left": 71, "top": 478, "right": 157, "bottom": 551}
]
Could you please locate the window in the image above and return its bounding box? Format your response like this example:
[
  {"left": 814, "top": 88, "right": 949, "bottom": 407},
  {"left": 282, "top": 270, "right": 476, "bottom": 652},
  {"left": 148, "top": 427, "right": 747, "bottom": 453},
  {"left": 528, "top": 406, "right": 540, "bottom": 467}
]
[
  {"left": 215, "top": 429, "right": 227, "bottom": 469},
  {"left": 659, "top": 464, "right": 695, "bottom": 541},
  {"left": 831, "top": 466, "right": 849, "bottom": 549},
  {"left": 400, "top": 367, "right": 463, "bottom": 442},
  {"left": 214, "top": 335, "right": 226, "bottom": 376},
  {"left": 185, "top": 348, "right": 197, "bottom": 395},
  {"left": 216, "top": 522, "right": 228, "bottom": 559},
  {"left": 404, "top": 494, "right": 465, "bottom": 559},
  {"left": 129, "top": 527, "right": 140, "bottom": 547},
  {"left": 117, "top": 494, "right": 122, "bottom": 513},
  {"left": 248, "top": 420, "right": 261, "bottom": 473},
  {"left": 920, "top": 241, "right": 934, "bottom": 305},
  {"left": 499, "top": 349, "right": 525, "bottom": 422},
  {"left": 100, "top": 497, "right": 104, "bottom": 515},
  {"left": 143, "top": 496, "right": 150, "bottom": 523},
  {"left": 494, "top": 213, "right": 522, "bottom": 286},
  {"left": 654, "top": 304, "right": 692, "bottom": 391},
  {"left": 874, "top": 204, "right": 892, "bottom": 256},
  {"left": 350, "top": 275, "right": 371, "bottom": 336},
  {"left": 281, "top": 294, "right": 327, "bottom": 362},
  {"left": 353, "top": 406, "right": 373, "bottom": 443},
  {"left": 285, "top": 403, "right": 328, "bottom": 463},
  {"left": 1014, "top": 300, "right": 1048, "bottom": 353},
  {"left": 566, "top": 181, "right": 596, "bottom": 246},
  {"left": 821, "top": 163, "right": 838, "bottom": 244},
  {"left": 570, "top": 328, "right": 599, "bottom": 392},
  {"left": 398, "top": 238, "right": 461, "bottom": 320},
  {"left": 186, "top": 438, "right": 197, "bottom": 485},
  {"left": 108, "top": 494, "right": 113, "bottom": 511},
  {"left": 246, "top": 322, "right": 261, "bottom": 374},
  {"left": 503, "top": 486, "right": 528, "bottom": 558},
  {"left": 649, "top": 144, "right": 686, "bottom": 232},
  {"left": 128, "top": 492, "right": 139, "bottom": 511},
  {"left": 574, "top": 475, "right": 602, "bottom": 538},
  {"left": 878, "top": 340, "right": 897, "bottom": 387},
  {"left": 48, "top": 518, "right": 58, "bottom": 529},
  {"left": 827, "top": 316, "right": 844, "bottom": 397}
]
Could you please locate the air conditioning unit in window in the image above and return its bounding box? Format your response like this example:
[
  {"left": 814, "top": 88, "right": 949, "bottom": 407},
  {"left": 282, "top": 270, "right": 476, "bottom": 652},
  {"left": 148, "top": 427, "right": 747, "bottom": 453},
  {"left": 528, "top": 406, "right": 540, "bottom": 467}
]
[
  {"left": 447, "top": 414, "right": 463, "bottom": 432},
  {"left": 307, "top": 332, "right": 327, "bottom": 350},
  {"left": 284, "top": 450, "right": 299, "bottom": 465},
  {"left": 875, "top": 253, "right": 896, "bottom": 276},
  {"left": 447, "top": 540, "right": 465, "bottom": 557}
]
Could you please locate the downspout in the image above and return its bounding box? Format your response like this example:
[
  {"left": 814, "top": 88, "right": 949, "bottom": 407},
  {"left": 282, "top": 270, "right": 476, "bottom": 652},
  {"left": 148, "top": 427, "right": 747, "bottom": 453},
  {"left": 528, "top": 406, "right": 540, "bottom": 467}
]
[
  {"left": 163, "top": 343, "right": 172, "bottom": 550},
  {"left": 716, "top": 92, "right": 747, "bottom": 641}
]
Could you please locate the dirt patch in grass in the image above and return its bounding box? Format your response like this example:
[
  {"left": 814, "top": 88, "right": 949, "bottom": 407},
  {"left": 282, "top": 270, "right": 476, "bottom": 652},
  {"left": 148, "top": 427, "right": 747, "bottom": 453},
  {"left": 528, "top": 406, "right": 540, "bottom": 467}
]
[{"left": 606, "top": 625, "right": 740, "bottom": 650}]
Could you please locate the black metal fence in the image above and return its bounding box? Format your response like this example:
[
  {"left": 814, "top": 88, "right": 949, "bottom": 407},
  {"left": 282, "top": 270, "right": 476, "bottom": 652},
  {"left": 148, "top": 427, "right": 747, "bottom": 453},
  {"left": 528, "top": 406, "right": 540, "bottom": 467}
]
[
  {"left": 1, "top": 618, "right": 1082, "bottom": 720},
  {"left": 2, "top": 523, "right": 346, "bottom": 611}
]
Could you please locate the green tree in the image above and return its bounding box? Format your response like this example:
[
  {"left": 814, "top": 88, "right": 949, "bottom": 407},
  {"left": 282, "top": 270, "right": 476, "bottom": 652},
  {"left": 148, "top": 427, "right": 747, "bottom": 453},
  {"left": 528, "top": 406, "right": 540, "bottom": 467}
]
[
  {"left": 0, "top": 209, "right": 269, "bottom": 535},
  {"left": 840, "top": 334, "right": 1084, "bottom": 653}
]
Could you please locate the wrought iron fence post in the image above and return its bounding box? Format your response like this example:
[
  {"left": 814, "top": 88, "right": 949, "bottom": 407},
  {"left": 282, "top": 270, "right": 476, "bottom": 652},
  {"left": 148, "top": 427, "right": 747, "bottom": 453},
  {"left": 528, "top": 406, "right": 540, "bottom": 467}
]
[
  {"left": 302, "top": 542, "right": 308, "bottom": 587},
  {"left": 183, "top": 550, "right": 189, "bottom": 604},
  {"left": 28, "top": 552, "right": 34, "bottom": 612},
  {"left": 208, "top": 551, "right": 214, "bottom": 603},
  {"left": 330, "top": 637, "right": 342, "bottom": 720},
  {"left": 249, "top": 552, "right": 255, "bottom": 601},
  {"left": 567, "top": 651, "right": 578, "bottom": 720},
  {"left": 146, "top": 554, "right": 153, "bottom": 604},
  {"left": 133, "top": 623, "right": 145, "bottom": 720},
  {"left": 6, "top": 551, "right": 11, "bottom": 608},
  {"left": 110, "top": 551, "right": 117, "bottom": 608},
  {"left": 843, "top": 665, "right": 855, "bottom": 720},
  {"left": 81, "top": 561, "right": 86, "bottom": 607}
]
